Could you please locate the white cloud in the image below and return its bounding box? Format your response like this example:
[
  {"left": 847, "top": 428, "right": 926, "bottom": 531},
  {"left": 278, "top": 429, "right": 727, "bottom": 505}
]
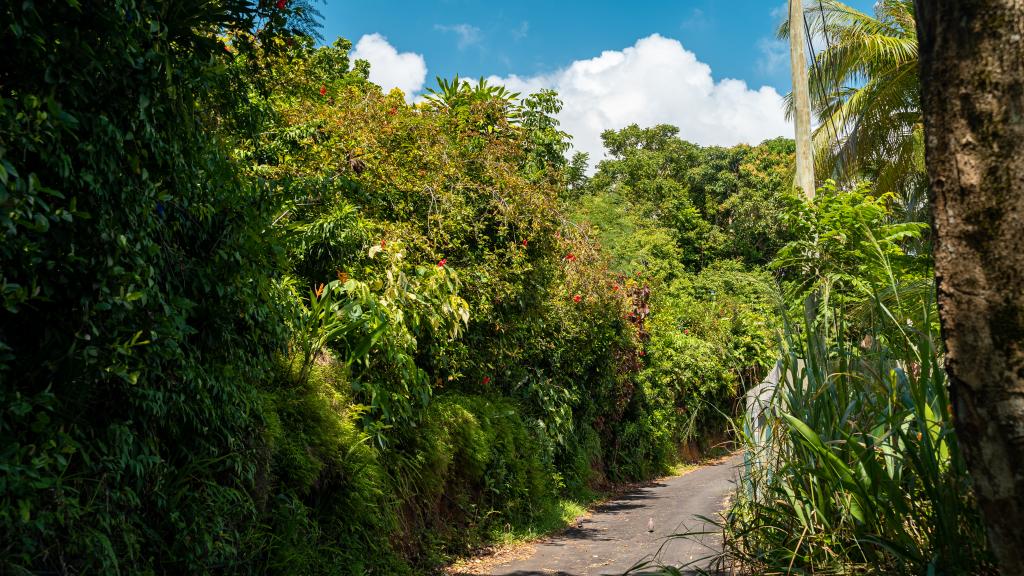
[
  {"left": 757, "top": 37, "right": 788, "bottom": 75},
  {"left": 770, "top": 2, "right": 789, "bottom": 21},
  {"left": 435, "top": 23, "right": 482, "bottom": 50},
  {"left": 487, "top": 34, "right": 791, "bottom": 169},
  {"left": 758, "top": 2, "right": 789, "bottom": 76},
  {"left": 681, "top": 8, "right": 711, "bottom": 30},
  {"left": 351, "top": 33, "right": 427, "bottom": 101},
  {"left": 512, "top": 21, "right": 529, "bottom": 41}
]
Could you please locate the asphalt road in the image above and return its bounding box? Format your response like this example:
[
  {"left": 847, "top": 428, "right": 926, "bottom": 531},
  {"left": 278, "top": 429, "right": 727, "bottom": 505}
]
[{"left": 477, "top": 454, "right": 743, "bottom": 576}]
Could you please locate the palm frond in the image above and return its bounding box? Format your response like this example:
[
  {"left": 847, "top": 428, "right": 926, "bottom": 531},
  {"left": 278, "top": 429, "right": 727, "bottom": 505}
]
[{"left": 783, "top": 0, "right": 923, "bottom": 201}]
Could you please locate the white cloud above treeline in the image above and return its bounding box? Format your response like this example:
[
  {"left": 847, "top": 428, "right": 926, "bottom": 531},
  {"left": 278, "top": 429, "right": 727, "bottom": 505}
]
[
  {"left": 434, "top": 23, "right": 482, "bottom": 50},
  {"left": 350, "top": 33, "right": 427, "bottom": 101},
  {"left": 488, "top": 34, "right": 791, "bottom": 167},
  {"left": 350, "top": 33, "right": 790, "bottom": 166}
]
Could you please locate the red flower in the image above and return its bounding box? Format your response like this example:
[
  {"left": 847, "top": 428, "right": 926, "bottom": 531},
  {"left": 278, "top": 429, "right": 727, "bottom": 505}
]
[
  {"left": 380, "top": 239, "right": 386, "bottom": 248},
  {"left": 565, "top": 253, "right": 576, "bottom": 261},
  {"left": 482, "top": 376, "right": 491, "bottom": 385},
  {"left": 522, "top": 239, "right": 528, "bottom": 247},
  {"left": 612, "top": 284, "right": 620, "bottom": 292},
  {"left": 573, "top": 294, "right": 582, "bottom": 303},
  {"left": 276, "top": 0, "right": 286, "bottom": 9},
  {"left": 638, "top": 350, "right": 646, "bottom": 357},
  {"left": 437, "top": 258, "right": 447, "bottom": 268},
  {"left": 388, "top": 107, "right": 397, "bottom": 115},
  {"left": 319, "top": 85, "right": 327, "bottom": 96},
  {"left": 683, "top": 329, "right": 690, "bottom": 335}
]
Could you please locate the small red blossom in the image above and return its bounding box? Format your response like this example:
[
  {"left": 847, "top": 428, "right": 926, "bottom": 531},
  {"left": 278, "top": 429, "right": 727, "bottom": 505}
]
[
  {"left": 319, "top": 85, "right": 327, "bottom": 96},
  {"left": 522, "top": 239, "right": 528, "bottom": 247},
  {"left": 683, "top": 329, "right": 690, "bottom": 335},
  {"left": 437, "top": 258, "right": 447, "bottom": 268},
  {"left": 573, "top": 294, "right": 582, "bottom": 303},
  {"left": 612, "top": 284, "right": 620, "bottom": 292},
  {"left": 565, "top": 253, "right": 576, "bottom": 262},
  {"left": 638, "top": 350, "right": 646, "bottom": 357},
  {"left": 380, "top": 239, "right": 386, "bottom": 248},
  {"left": 388, "top": 107, "right": 397, "bottom": 115},
  {"left": 482, "top": 376, "right": 491, "bottom": 385},
  {"left": 276, "top": 0, "right": 286, "bottom": 9}
]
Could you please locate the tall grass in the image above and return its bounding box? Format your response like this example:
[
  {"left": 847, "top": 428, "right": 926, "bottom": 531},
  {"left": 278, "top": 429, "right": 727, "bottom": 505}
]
[{"left": 722, "top": 254, "right": 994, "bottom": 573}]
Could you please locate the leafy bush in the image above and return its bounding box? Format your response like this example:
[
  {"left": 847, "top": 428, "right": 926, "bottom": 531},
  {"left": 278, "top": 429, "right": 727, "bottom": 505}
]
[
  {"left": 259, "top": 357, "right": 404, "bottom": 575},
  {"left": 577, "top": 125, "right": 793, "bottom": 464},
  {"left": 726, "top": 291, "right": 993, "bottom": 574},
  {"left": 217, "top": 38, "right": 653, "bottom": 571},
  {"left": 0, "top": 1, "right": 298, "bottom": 572},
  {"left": 641, "top": 262, "right": 777, "bottom": 449},
  {"left": 2, "top": 4, "right": 800, "bottom": 571},
  {"left": 720, "top": 184, "right": 993, "bottom": 574}
]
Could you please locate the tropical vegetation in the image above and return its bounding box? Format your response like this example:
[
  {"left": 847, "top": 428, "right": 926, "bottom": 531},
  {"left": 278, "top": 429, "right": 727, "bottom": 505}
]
[
  {"left": 718, "top": 182, "right": 994, "bottom": 574},
  {"left": 1, "top": 0, "right": 1011, "bottom": 574},
  {"left": 0, "top": 2, "right": 798, "bottom": 573},
  {"left": 703, "top": 1, "right": 1000, "bottom": 574},
  {"left": 788, "top": 0, "right": 925, "bottom": 214}
]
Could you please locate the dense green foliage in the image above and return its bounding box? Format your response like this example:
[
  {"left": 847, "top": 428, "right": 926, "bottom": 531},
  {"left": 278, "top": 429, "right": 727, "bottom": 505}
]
[
  {"left": 225, "top": 38, "right": 657, "bottom": 569},
  {"left": 669, "top": 3, "right": 996, "bottom": 571},
  {"left": 696, "top": 4, "right": 991, "bottom": 572},
  {"left": 3, "top": 7, "right": 794, "bottom": 571},
  {"left": 575, "top": 126, "right": 795, "bottom": 453},
  {"left": 718, "top": 184, "right": 994, "bottom": 575},
  {"left": 0, "top": 1, "right": 298, "bottom": 572},
  {"left": 6, "top": 2, "right": 976, "bottom": 574},
  {"left": 587, "top": 126, "right": 798, "bottom": 270}
]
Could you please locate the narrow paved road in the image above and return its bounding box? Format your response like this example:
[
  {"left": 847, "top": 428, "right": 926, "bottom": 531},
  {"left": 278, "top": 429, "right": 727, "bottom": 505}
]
[{"left": 473, "top": 454, "right": 741, "bottom": 576}]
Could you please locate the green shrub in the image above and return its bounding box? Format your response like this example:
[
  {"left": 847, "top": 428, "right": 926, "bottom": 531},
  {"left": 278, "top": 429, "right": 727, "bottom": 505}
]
[
  {"left": 2, "top": 5, "right": 790, "bottom": 570},
  {"left": 721, "top": 183, "right": 993, "bottom": 574},
  {"left": 725, "top": 297, "right": 993, "bottom": 574},
  {"left": 400, "top": 394, "right": 557, "bottom": 555},
  {"left": 0, "top": 1, "right": 297, "bottom": 572},
  {"left": 259, "top": 356, "right": 406, "bottom": 575}
]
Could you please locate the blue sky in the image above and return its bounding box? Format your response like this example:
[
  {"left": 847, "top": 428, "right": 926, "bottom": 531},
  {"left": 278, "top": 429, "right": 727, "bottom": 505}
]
[
  {"left": 321, "top": 0, "right": 875, "bottom": 92},
  {"left": 318, "top": 0, "right": 877, "bottom": 165}
]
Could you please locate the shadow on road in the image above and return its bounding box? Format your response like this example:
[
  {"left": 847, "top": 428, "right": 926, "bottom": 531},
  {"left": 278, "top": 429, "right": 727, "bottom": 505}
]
[
  {"left": 451, "top": 455, "right": 741, "bottom": 576},
  {"left": 452, "top": 565, "right": 708, "bottom": 569},
  {"left": 589, "top": 485, "right": 667, "bottom": 514}
]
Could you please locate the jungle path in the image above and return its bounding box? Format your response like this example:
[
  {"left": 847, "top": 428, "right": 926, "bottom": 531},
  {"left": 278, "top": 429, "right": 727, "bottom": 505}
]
[{"left": 463, "top": 453, "right": 742, "bottom": 576}]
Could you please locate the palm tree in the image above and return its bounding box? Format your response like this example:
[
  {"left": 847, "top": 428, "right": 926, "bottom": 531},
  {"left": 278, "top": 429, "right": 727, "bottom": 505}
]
[
  {"left": 784, "top": 1, "right": 923, "bottom": 210},
  {"left": 423, "top": 75, "right": 520, "bottom": 110}
]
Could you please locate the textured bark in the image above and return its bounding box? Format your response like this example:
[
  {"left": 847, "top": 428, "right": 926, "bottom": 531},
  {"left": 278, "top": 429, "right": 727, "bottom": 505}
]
[
  {"left": 914, "top": 2, "right": 1024, "bottom": 574},
  {"left": 789, "top": 0, "right": 815, "bottom": 199}
]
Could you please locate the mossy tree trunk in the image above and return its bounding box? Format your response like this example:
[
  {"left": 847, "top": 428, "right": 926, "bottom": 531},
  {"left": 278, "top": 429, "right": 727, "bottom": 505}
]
[{"left": 915, "top": 2, "right": 1024, "bottom": 574}]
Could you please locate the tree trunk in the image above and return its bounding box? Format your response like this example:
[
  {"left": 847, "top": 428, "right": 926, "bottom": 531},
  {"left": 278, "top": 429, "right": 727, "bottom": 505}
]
[
  {"left": 789, "top": 0, "right": 815, "bottom": 200},
  {"left": 914, "top": 2, "right": 1024, "bottom": 574}
]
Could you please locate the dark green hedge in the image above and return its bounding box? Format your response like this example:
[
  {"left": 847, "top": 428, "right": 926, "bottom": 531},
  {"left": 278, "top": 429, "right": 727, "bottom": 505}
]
[{"left": 0, "top": 1, "right": 288, "bottom": 572}]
